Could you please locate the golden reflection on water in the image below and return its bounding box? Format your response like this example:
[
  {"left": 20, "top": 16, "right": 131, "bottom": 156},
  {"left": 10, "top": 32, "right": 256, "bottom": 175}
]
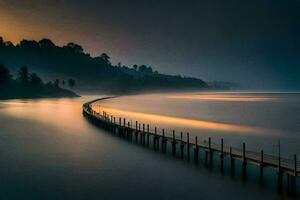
[
  {"left": 168, "top": 94, "right": 274, "bottom": 102},
  {"left": 94, "top": 106, "right": 268, "bottom": 134},
  {"left": 0, "top": 98, "right": 86, "bottom": 132}
]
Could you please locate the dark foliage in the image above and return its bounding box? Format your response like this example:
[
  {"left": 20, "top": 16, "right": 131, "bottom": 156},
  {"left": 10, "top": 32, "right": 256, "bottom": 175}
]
[
  {"left": 0, "top": 64, "right": 78, "bottom": 99},
  {"left": 0, "top": 37, "right": 208, "bottom": 94}
]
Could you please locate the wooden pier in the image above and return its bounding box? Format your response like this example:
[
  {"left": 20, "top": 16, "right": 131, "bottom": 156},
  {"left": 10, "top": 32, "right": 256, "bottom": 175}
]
[{"left": 83, "top": 98, "right": 299, "bottom": 194}]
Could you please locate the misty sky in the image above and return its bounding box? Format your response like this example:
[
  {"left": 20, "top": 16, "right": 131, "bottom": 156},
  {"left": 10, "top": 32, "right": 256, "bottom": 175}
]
[{"left": 0, "top": 0, "right": 299, "bottom": 90}]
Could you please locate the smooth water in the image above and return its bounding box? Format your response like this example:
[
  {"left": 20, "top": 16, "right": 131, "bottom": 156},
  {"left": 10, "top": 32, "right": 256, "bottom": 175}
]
[
  {"left": 0, "top": 93, "right": 299, "bottom": 199},
  {"left": 96, "top": 92, "right": 300, "bottom": 157}
]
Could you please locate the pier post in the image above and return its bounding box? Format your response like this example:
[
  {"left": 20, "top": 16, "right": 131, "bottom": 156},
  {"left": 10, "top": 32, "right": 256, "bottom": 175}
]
[
  {"left": 110, "top": 115, "right": 113, "bottom": 131},
  {"left": 187, "top": 132, "right": 190, "bottom": 161},
  {"left": 194, "top": 136, "right": 199, "bottom": 164},
  {"left": 277, "top": 140, "right": 283, "bottom": 193},
  {"left": 123, "top": 118, "right": 126, "bottom": 137},
  {"left": 209, "top": 137, "right": 213, "bottom": 167},
  {"left": 142, "top": 124, "right": 145, "bottom": 145},
  {"left": 277, "top": 171, "right": 283, "bottom": 193},
  {"left": 139, "top": 123, "right": 141, "bottom": 144},
  {"left": 119, "top": 117, "right": 122, "bottom": 135},
  {"left": 135, "top": 121, "right": 138, "bottom": 142},
  {"left": 147, "top": 124, "right": 150, "bottom": 147},
  {"left": 172, "top": 130, "right": 176, "bottom": 156},
  {"left": 153, "top": 127, "right": 157, "bottom": 150},
  {"left": 291, "top": 154, "right": 297, "bottom": 194},
  {"left": 230, "top": 147, "right": 235, "bottom": 176},
  {"left": 260, "top": 150, "right": 264, "bottom": 184},
  {"left": 113, "top": 117, "right": 116, "bottom": 134},
  {"left": 180, "top": 132, "right": 184, "bottom": 159},
  {"left": 220, "top": 138, "right": 224, "bottom": 173},
  {"left": 205, "top": 151, "right": 208, "bottom": 166},
  {"left": 277, "top": 147, "right": 283, "bottom": 193},
  {"left": 130, "top": 121, "right": 133, "bottom": 139},
  {"left": 289, "top": 154, "right": 297, "bottom": 194},
  {"left": 127, "top": 121, "right": 130, "bottom": 139},
  {"left": 162, "top": 129, "right": 165, "bottom": 153},
  {"left": 156, "top": 132, "right": 160, "bottom": 151},
  {"left": 242, "top": 143, "right": 247, "bottom": 180},
  {"left": 287, "top": 174, "right": 291, "bottom": 193}
]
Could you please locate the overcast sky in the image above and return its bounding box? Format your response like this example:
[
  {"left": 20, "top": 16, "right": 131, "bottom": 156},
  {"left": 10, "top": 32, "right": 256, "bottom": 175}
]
[{"left": 0, "top": 0, "right": 299, "bottom": 90}]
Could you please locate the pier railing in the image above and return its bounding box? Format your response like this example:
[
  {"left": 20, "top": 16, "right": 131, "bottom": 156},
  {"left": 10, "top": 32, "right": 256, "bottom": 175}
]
[{"left": 83, "top": 98, "right": 299, "bottom": 194}]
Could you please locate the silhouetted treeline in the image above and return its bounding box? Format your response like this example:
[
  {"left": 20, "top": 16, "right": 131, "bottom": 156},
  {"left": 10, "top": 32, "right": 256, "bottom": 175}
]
[
  {"left": 0, "top": 64, "right": 78, "bottom": 99},
  {"left": 0, "top": 36, "right": 208, "bottom": 94}
]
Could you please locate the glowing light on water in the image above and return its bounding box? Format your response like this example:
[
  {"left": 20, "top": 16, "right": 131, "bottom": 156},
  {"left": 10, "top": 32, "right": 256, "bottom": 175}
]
[
  {"left": 168, "top": 94, "right": 274, "bottom": 102},
  {"left": 94, "top": 106, "right": 270, "bottom": 134}
]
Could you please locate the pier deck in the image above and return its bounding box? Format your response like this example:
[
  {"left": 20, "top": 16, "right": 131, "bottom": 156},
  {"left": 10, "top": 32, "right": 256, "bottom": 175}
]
[{"left": 83, "top": 98, "right": 299, "bottom": 194}]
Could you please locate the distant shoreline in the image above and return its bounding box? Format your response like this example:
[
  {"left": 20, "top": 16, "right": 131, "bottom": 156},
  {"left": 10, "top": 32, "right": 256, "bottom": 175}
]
[{"left": 0, "top": 94, "right": 80, "bottom": 101}]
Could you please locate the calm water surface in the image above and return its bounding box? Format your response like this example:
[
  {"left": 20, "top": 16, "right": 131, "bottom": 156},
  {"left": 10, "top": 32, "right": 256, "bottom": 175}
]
[
  {"left": 0, "top": 93, "right": 299, "bottom": 199},
  {"left": 96, "top": 92, "right": 300, "bottom": 157}
]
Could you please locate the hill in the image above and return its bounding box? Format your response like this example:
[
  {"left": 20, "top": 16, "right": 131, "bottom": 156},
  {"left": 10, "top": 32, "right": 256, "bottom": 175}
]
[
  {"left": 0, "top": 36, "right": 208, "bottom": 94},
  {"left": 0, "top": 64, "right": 79, "bottom": 99}
]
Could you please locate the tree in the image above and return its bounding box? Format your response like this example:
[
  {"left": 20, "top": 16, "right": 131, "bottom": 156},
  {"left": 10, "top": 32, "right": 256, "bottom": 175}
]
[
  {"left": 4, "top": 41, "right": 14, "bottom": 47},
  {"left": 39, "top": 39, "right": 55, "bottom": 49},
  {"left": 19, "top": 40, "right": 39, "bottom": 49},
  {"left": 29, "top": 73, "right": 43, "bottom": 86},
  {"left": 100, "top": 53, "right": 111, "bottom": 65},
  {"left": 54, "top": 79, "right": 60, "bottom": 88},
  {"left": 68, "top": 78, "right": 75, "bottom": 89},
  {"left": 62, "top": 80, "right": 65, "bottom": 87},
  {"left": 133, "top": 64, "right": 138, "bottom": 71},
  {"left": 17, "top": 66, "right": 29, "bottom": 84},
  {"left": 138, "top": 65, "right": 153, "bottom": 74},
  {"left": 0, "top": 64, "right": 12, "bottom": 84},
  {"left": 117, "top": 62, "right": 122, "bottom": 68},
  {"left": 65, "top": 42, "right": 83, "bottom": 53},
  {"left": 45, "top": 81, "right": 54, "bottom": 88}
]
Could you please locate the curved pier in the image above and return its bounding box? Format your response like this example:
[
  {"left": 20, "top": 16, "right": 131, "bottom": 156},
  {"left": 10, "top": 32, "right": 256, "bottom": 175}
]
[{"left": 83, "top": 98, "right": 299, "bottom": 194}]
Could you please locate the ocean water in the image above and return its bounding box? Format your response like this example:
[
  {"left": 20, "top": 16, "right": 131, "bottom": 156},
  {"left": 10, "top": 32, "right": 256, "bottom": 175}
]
[{"left": 0, "top": 92, "right": 299, "bottom": 199}]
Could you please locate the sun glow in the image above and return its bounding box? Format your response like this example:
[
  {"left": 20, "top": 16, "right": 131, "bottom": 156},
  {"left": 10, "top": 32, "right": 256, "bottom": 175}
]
[
  {"left": 93, "top": 105, "right": 268, "bottom": 134},
  {"left": 167, "top": 94, "right": 274, "bottom": 102}
]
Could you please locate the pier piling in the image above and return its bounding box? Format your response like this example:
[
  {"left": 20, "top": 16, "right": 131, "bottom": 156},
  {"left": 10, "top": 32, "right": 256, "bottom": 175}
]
[
  {"left": 209, "top": 137, "right": 213, "bottom": 167},
  {"left": 242, "top": 143, "right": 247, "bottom": 180},
  {"left": 260, "top": 150, "right": 264, "bottom": 184},
  {"left": 187, "top": 132, "right": 190, "bottom": 161},
  {"left": 147, "top": 124, "right": 150, "bottom": 147},
  {"left": 220, "top": 138, "right": 224, "bottom": 173},
  {"left": 194, "top": 136, "right": 199, "bottom": 164},
  {"left": 180, "top": 132, "right": 184, "bottom": 159},
  {"left": 230, "top": 147, "right": 235, "bottom": 176},
  {"left": 172, "top": 130, "right": 176, "bottom": 156},
  {"left": 83, "top": 101, "right": 299, "bottom": 195}
]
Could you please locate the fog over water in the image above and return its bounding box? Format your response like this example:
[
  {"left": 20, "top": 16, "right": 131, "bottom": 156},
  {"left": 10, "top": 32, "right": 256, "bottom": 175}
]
[
  {"left": 0, "top": 92, "right": 299, "bottom": 199},
  {"left": 96, "top": 92, "right": 300, "bottom": 157}
]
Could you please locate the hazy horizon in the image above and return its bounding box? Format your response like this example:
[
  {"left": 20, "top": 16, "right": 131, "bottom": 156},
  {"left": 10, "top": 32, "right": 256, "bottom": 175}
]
[{"left": 1, "top": 0, "right": 299, "bottom": 90}]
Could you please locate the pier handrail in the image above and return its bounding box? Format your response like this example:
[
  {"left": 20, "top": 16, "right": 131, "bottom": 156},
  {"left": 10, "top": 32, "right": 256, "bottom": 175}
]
[{"left": 83, "top": 99, "right": 300, "bottom": 176}]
